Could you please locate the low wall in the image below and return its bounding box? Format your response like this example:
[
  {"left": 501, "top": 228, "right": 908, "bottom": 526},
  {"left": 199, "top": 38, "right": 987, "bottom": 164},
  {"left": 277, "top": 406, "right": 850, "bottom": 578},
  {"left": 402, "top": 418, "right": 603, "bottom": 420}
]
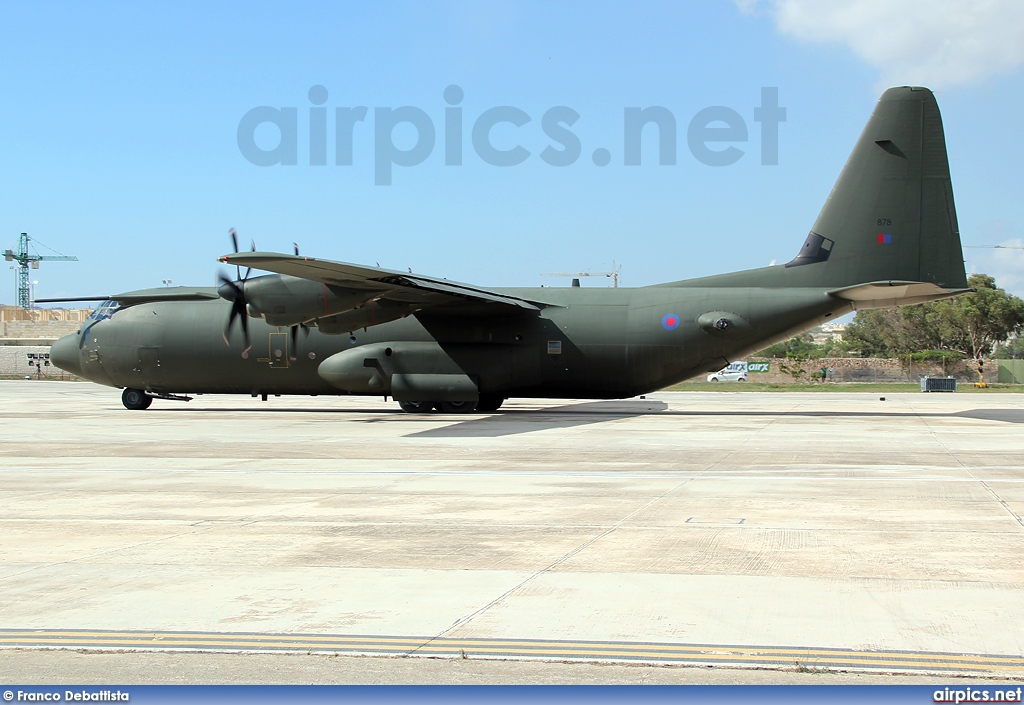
[
  {"left": 0, "top": 345, "right": 77, "bottom": 379},
  {"left": 743, "top": 357, "right": 998, "bottom": 384}
]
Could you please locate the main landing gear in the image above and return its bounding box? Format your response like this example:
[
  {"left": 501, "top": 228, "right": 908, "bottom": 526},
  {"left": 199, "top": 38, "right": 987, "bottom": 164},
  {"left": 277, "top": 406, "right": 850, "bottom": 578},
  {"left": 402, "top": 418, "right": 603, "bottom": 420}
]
[
  {"left": 399, "top": 394, "right": 504, "bottom": 414},
  {"left": 121, "top": 388, "right": 153, "bottom": 410}
]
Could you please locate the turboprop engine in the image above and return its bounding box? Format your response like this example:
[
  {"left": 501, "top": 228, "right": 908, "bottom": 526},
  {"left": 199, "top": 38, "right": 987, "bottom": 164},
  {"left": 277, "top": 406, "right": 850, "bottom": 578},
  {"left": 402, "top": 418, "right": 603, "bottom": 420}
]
[
  {"left": 317, "top": 342, "right": 479, "bottom": 402},
  {"left": 218, "top": 274, "right": 372, "bottom": 327}
]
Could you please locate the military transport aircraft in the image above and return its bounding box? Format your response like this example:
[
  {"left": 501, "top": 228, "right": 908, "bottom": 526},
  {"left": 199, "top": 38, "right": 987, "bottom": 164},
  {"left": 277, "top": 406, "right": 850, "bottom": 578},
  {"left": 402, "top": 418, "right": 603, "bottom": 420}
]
[{"left": 45, "top": 87, "right": 969, "bottom": 413}]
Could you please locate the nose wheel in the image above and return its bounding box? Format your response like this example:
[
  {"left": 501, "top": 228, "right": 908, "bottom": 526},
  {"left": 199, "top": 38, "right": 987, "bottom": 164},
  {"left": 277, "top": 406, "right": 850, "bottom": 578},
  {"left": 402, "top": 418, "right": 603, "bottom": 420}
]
[{"left": 122, "top": 388, "right": 153, "bottom": 410}]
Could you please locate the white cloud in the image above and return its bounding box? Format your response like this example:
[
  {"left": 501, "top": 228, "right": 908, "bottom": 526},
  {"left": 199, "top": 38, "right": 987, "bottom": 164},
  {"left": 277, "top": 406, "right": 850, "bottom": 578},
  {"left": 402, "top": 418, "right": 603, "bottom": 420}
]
[{"left": 740, "top": 0, "right": 1024, "bottom": 89}]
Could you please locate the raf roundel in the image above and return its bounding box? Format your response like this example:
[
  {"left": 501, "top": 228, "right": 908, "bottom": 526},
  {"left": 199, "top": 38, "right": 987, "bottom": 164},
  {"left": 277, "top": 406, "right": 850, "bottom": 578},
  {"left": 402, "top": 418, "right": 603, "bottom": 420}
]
[{"left": 662, "top": 313, "right": 680, "bottom": 331}]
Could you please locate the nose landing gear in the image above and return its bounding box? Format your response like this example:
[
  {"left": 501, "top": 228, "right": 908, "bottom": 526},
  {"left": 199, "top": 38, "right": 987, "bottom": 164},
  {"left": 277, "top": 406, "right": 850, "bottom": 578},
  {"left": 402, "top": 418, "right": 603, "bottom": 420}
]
[{"left": 122, "top": 388, "right": 153, "bottom": 410}]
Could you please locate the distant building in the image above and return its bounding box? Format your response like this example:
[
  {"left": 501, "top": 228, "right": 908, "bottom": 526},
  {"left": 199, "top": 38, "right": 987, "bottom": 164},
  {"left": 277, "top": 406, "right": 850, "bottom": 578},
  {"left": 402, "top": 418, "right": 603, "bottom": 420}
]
[
  {"left": 810, "top": 322, "right": 847, "bottom": 344},
  {"left": 0, "top": 305, "right": 91, "bottom": 323},
  {"left": 1, "top": 305, "right": 92, "bottom": 344}
]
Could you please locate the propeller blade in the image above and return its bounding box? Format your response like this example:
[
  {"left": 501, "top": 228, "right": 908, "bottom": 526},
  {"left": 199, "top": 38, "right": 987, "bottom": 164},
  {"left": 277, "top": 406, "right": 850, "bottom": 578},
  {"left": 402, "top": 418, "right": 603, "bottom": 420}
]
[
  {"left": 223, "top": 298, "right": 251, "bottom": 351},
  {"left": 239, "top": 305, "right": 251, "bottom": 353},
  {"left": 229, "top": 229, "right": 241, "bottom": 279},
  {"left": 218, "top": 269, "right": 251, "bottom": 354},
  {"left": 216, "top": 271, "right": 242, "bottom": 302}
]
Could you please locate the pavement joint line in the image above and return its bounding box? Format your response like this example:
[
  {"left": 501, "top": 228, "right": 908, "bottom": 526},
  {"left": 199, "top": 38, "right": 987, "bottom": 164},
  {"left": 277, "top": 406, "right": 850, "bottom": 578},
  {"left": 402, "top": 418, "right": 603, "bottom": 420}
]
[
  {"left": 905, "top": 398, "right": 1024, "bottom": 530},
  {"left": 415, "top": 464, "right": 712, "bottom": 650},
  {"left": 11, "top": 467, "right": 1024, "bottom": 481},
  {"left": 2, "top": 630, "right": 1023, "bottom": 673}
]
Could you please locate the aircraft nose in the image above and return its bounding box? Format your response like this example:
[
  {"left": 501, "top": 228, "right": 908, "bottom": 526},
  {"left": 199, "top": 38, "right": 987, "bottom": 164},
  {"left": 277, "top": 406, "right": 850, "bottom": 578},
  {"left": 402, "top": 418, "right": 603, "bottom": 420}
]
[{"left": 50, "top": 333, "right": 82, "bottom": 375}]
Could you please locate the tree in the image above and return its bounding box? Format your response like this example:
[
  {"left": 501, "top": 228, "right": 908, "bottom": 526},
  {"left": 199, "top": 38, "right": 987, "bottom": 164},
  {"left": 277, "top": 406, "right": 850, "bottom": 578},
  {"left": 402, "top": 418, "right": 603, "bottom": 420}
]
[
  {"left": 778, "top": 354, "right": 811, "bottom": 382},
  {"left": 1001, "top": 336, "right": 1024, "bottom": 359},
  {"left": 842, "top": 306, "right": 943, "bottom": 357},
  {"left": 930, "top": 274, "right": 1024, "bottom": 359},
  {"left": 841, "top": 273, "right": 1024, "bottom": 359},
  {"left": 759, "top": 332, "right": 823, "bottom": 359}
]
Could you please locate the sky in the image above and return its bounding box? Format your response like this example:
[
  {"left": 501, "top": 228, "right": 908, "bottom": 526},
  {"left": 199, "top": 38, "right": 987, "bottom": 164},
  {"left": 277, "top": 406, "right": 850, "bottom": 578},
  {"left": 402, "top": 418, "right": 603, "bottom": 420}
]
[{"left": 3, "top": 0, "right": 1024, "bottom": 305}]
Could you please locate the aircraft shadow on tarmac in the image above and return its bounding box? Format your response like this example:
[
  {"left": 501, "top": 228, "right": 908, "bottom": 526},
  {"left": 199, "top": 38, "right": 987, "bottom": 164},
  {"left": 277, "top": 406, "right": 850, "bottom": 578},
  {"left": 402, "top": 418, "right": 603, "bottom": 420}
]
[
  {"left": 406, "top": 400, "right": 671, "bottom": 438},
  {"left": 146, "top": 402, "right": 1024, "bottom": 438},
  {"left": 407, "top": 404, "right": 1024, "bottom": 438}
]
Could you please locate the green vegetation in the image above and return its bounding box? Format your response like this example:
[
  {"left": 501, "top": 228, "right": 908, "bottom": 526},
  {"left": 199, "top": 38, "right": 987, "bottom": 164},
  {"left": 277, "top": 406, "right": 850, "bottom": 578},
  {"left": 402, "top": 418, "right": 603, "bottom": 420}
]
[
  {"left": 755, "top": 274, "right": 1024, "bottom": 365},
  {"left": 760, "top": 333, "right": 830, "bottom": 359},
  {"left": 841, "top": 274, "right": 1024, "bottom": 360},
  {"left": 1001, "top": 336, "right": 1024, "bottom": 359}
]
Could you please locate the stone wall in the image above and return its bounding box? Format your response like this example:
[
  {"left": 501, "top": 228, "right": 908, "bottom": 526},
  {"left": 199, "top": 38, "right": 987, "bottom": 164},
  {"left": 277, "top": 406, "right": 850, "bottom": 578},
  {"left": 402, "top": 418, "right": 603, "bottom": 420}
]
[
  {"left": 743, "top": 356, "right": 998, "bottom": 384},
  {"left": 0, "top": 345, "right": 76, "bottom": 379}
]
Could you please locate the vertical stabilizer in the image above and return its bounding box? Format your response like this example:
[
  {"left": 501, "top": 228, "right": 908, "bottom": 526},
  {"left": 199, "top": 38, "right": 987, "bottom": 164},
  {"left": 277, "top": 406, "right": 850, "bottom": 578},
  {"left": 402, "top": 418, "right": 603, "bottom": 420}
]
[{"left": 785, "top": 86, "right": 967, "bottom": 290}]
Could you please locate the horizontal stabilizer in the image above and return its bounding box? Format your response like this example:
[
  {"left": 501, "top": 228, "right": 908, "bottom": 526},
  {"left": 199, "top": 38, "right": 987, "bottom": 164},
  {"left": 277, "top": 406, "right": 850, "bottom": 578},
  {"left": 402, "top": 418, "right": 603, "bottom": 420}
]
[{"left": 828, "top": 280, "right": 973, "bottom": 309}]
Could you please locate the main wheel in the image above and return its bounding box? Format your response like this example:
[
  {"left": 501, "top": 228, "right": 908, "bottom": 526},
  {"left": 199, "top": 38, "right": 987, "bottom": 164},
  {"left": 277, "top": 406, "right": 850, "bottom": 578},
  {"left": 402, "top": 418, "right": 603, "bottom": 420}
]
[
  {"left": 709, "top": 377, "right": 719, "bottom": 382},
  {"left": 475, "top": 394, "right": 504, "bottom": 412},
  {"left": 398, "top": 400, "right": 434, "bottom": 413},
  {"left": 436, "top": 400, "right": 476, "bottom": 414},
  {"left": 122, "top": 388, "right": 153, "bottom": 410}
]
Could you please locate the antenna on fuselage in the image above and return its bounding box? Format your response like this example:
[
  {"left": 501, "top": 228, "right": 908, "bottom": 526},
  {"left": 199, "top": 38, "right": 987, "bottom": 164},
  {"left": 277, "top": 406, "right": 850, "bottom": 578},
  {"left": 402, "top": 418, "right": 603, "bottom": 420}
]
[{"left": 541, "top": 260, "right": 621, "bottom": 287}]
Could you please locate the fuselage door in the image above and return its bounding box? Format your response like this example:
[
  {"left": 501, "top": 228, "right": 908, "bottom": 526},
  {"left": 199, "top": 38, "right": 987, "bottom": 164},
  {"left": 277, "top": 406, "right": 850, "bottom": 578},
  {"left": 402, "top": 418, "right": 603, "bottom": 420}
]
[{"left": 137, "top": 346, "right": 163, "bottom": 390}]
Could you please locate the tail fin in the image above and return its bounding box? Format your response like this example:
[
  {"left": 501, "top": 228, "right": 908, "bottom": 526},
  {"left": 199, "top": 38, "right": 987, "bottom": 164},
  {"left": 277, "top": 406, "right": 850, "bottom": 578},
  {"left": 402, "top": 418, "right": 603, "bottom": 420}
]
[{"left": 786, "top": 86, "right": 968, "bottom": 293}]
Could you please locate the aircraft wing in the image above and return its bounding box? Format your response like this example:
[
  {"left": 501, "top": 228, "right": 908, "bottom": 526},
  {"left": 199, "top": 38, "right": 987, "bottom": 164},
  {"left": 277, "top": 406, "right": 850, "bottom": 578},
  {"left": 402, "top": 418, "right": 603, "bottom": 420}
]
[
  {"left": 221, "top": 252, "right": 549, "bottom": 311},
  {"left": 37, "top": 287, "right": 221, "bottom": 307}
]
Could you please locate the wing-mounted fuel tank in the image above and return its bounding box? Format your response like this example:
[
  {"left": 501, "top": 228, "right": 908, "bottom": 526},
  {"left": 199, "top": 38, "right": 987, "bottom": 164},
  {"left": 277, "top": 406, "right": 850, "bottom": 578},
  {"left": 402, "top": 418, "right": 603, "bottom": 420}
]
[
  {"left": 224, "top": 274, "right": 373, "bottom": 327},
  {"left": 696, "top": 310, "right": 756, "bottom": 341},
  {"left": 318, "top": 342, "right": 478, "bottom": 402}
]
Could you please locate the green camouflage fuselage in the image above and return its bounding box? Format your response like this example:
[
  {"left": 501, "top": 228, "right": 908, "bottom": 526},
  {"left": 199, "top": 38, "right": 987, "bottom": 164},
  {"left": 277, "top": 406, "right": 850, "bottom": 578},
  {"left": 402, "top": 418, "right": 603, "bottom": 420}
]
[{"left": 65, "top": 281, "right": 846, "bottom": 398}]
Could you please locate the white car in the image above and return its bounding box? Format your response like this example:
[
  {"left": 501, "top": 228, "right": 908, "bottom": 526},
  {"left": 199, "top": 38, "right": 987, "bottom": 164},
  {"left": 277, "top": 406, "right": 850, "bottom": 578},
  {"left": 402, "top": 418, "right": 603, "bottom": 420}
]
[{"left": 707, "top": 368, "right": 749, "bottom": 382}]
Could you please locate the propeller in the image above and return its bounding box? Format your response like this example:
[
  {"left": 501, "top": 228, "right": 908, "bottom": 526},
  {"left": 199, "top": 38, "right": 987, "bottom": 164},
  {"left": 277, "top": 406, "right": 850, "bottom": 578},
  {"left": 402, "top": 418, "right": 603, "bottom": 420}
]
[
  {"left": 217, "top": 271, "right": 251, "bottom": 354},
  {"left": 219, "top": 229, "right": 253, "bottom": 354}
]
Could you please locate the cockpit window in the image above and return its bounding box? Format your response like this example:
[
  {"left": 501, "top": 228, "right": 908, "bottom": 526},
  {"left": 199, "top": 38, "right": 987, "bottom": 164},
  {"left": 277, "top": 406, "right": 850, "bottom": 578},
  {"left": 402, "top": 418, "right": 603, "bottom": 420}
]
[{"left": 86, "top": 300, "right": 120, "bottom": 322}]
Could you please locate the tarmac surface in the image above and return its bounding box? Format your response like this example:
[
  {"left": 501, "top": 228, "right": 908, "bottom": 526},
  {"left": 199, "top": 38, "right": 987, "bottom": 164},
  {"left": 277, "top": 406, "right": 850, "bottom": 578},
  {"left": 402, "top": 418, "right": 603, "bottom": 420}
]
[{"left": 1, "top": 380, "right": 1023, "bottom": 684}]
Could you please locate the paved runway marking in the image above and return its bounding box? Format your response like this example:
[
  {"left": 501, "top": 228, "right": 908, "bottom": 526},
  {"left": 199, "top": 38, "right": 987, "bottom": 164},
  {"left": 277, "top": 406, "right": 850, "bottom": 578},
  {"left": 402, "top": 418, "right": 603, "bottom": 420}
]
[{"left": 2, "top": 630, "right": 1023, "bottom": 674}]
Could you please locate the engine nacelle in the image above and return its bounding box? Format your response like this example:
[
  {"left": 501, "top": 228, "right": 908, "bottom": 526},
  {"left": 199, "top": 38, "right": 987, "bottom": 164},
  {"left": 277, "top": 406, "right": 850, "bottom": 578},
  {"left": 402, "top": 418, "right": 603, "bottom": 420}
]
[
  {"left": 232, "top": 275, "right": 372, "bottom": 327},
  {"left": 317, "top": 342, "right": 478, "bottom": 402}
]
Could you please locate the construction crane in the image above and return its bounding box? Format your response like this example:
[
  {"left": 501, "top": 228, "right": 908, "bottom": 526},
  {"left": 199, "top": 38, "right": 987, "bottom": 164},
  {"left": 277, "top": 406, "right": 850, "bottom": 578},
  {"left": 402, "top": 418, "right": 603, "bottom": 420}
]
[
  {"left": 4, "top": 233, "right": 78, "bottom": 309},
  {"left": 541, "top": 260, "right": 622, "bottom": 287}
]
